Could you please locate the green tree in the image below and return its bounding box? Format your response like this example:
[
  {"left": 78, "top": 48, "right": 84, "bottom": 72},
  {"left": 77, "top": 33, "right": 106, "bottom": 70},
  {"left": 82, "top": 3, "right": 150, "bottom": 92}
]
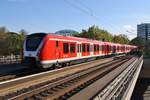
[
  {"left": 6, "top": 32, "right": 19, "bottom": 54},
  {"left": 74, "top": 25, "right": 113, "bottom": 42},
  {"left": 113, "top": 34, "right": 129, "bottom": 44},
  {"left": 0, "top": 28, "right": 27, "bottom": 55},
  {"left": 18, "top": 29, "right": 27, "bottom": 48},
  {"left": 0, "top": 27, "right": 9, "bottom": 55},
  {"left": 129, "top": 37, "right": 145, "bottom": 51}
]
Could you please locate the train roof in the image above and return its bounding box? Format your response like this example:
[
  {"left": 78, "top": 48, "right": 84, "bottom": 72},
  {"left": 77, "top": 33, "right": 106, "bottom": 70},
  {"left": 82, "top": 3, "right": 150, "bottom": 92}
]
[
  {"left": 28, "top": 33, "right": 136, "bottom": 47},
  {"left": 46, "top": 33, "right": 105, "bottom": 44}
]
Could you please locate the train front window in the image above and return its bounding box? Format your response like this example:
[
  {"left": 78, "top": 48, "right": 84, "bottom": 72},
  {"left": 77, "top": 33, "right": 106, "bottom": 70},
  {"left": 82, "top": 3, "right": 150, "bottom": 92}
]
[{"left": 26, "top": 33, "right": 46, "bottom": 51}]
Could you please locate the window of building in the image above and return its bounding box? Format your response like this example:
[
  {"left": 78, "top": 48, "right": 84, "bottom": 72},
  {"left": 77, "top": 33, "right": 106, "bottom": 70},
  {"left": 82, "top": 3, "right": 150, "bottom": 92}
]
[
  {"left": 70, "top": 43, "right": 75, "bottom": 53},
  {"left": 82, "top": 44, "right": 86, "bottom": 52},
  {"left": 63, "top": 43, "right": 69, "bottom": 54}
]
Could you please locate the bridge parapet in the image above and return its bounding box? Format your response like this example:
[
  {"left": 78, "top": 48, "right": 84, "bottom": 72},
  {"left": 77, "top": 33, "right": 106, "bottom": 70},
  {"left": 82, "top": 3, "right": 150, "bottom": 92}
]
[
  {"left": 93, "top": 56, "right": 143, "bottom": 100},
  {"left": 0, "top": 55, "right": 21, "bottom": 65}
]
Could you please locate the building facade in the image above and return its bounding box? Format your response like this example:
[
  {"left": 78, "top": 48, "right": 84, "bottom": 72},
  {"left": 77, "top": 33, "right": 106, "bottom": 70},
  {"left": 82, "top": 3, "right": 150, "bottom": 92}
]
[
  {"left": 55, "top": 29, "right": 78, "bottom": 36},
  {"left": 137, "top": 23, "right": 150, "bottom": 39}
]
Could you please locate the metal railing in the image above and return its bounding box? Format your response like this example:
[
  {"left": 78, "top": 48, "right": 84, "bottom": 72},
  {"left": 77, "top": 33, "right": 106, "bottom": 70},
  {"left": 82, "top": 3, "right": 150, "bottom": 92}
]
[
  {"left": 0, "top": 55, "right": 22, "bottom": 64},
  {"left": 93, "top": 56, "right": 143, "bottom": 100}
]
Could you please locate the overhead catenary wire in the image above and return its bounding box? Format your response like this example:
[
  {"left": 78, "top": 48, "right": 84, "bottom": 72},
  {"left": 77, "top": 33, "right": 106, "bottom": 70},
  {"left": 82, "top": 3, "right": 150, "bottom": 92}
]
[
  {"left": 126, "top": 30, "right": 137, "bottom": 37},
  {"left": 75, "top": 0, "right": 130, "bottom": 35},
  {"left": 64, "top": 0, "right": 106, "bottom": 30},
  {"left": 64, "top": 0, "right": 136, "bottom": 37},
  {"left": 64, "top": 0, "right": 92, "bottom": 17},
  {"left": 74, "top": 0, "right": 93, "bottom": 16}
]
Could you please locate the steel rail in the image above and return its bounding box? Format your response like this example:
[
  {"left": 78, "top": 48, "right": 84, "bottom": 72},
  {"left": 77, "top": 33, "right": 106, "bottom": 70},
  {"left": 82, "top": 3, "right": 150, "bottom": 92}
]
[
  {"left": 69, "top": 57, "right": 137, "bottom": 100},
  {"left": 5, "top": 57, "right": 131, "bottom": 100},
  {"left": 0, "top": 57, "right": 116, "bottom": 97}
]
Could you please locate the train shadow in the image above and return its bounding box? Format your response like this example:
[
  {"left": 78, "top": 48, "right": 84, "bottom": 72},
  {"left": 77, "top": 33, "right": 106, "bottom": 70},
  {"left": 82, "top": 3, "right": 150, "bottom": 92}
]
[{"left": 131, "top": 78, "right": 150, "bottom": 100}]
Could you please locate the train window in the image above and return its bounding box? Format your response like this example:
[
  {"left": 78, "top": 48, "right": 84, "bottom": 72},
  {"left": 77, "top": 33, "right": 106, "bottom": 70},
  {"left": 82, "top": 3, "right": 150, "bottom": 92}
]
[
  {"left": 107, "top": 45, "right": 109, "bottom": 51},
  {"left": 117, "top": 46, "right": 119, "bottom": 50},
  {"left": 70, "top": 43, "right": 75, "bottom": 53},
  {"left": 56, "top": 41, "right": 58, "bottom": 47},
  {"left": 113, "top": 46, "right": 116, "bottom": 53},
  {"left": 26, "top": 34, "right": 46, "bottom": 51},
  {"left": 109, "top": 46, "right": 112, "bottom": 51},
  {"left": 102, "top": 45, "right": 105, "bottom": 51},
  {"left": 87, "top": 44, "right": 90, "bottom": 52},
  {"left": 82, "top": 44, "right": 86, "bottom": 52},
  {"left": 63, "top": 43, "right": 69, "bottom": 54},
  {"left": 94, "top": 44, "right": 97, "bottom": 52},
  {"left": 97, "top": 45, "right": 99, "bottom": 51}
]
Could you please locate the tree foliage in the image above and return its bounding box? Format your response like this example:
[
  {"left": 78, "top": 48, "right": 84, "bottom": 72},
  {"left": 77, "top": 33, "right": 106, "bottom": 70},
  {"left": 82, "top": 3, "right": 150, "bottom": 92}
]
[
  {"left": 0, "top": 25, "right": 131, "bottom": 55},
  {"left": 113, "top": 34, "right": 129, "bottom": 44},
  {"left": 0, "top": 27, "right": 27, "bottom": 55},
  {"left": 74, "top": 25, "right": 113, "bottom": 42},
  {"left": 130, "top": 37, "right": 144, "bottom": 47},
  {"left": 129, "top": 37, "right": 145, "bottom": 52},
  {"left": 74, "top": 25, "right": 129, "bottom": 44}
]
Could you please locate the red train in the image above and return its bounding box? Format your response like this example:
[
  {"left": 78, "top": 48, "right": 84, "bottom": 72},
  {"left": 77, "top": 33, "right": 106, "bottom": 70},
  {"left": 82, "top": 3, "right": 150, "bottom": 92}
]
[{"left": 23, "top": 33, "right": 136, "bottom": 68}]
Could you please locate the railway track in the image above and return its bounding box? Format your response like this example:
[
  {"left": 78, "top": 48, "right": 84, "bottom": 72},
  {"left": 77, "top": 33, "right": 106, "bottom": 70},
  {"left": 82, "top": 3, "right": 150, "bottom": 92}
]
[
  {"left": 0, "top": 55, "right": 121, "bottom": 83},
  {"left": 0, "top": 56, "right": 115, "bottom": 97},
  {"left": 0, "top": 55, "right": 125, "bottom": 83},
  {"left": 0, "top": 75, "right": 16, "bottom": 82},
  {"left": 0, "top": 56, "right": 133, "bottom": 100},
  {"left": 0, "top": 68, "right": 47, "bottom": 82}
]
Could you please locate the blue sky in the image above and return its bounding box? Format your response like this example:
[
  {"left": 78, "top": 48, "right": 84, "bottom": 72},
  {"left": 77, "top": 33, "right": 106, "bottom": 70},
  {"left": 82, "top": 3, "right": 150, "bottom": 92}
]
[{"left": 0, "top": 0, "right": 150, "bottom": 39}]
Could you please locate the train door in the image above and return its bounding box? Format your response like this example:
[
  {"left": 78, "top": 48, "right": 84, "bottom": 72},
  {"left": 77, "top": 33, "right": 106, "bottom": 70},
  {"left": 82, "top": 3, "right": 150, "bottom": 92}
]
[
  {"left": 113, "top": 45, "right": 116, "bottom": 54},
  {"left": 90, "top": 43, "right": 94, "bottom": 56},
  {"left": 99, "top": 45, "right": 102, "bottom": 55},
  {"left": 77, "top": 42, "right": 82, "bottom": 58},
  {"left": 106, "top": 45, "right": 109, "bottom": 55},
  {"left": 55, "top": 40, "right": 60, "bottom": 59}
]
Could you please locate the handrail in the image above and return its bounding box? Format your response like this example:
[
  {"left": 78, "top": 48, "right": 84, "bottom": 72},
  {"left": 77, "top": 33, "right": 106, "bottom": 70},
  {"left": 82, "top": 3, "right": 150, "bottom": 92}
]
[{"left": 0, "top": 55, "right": 22, "bottom": 64}]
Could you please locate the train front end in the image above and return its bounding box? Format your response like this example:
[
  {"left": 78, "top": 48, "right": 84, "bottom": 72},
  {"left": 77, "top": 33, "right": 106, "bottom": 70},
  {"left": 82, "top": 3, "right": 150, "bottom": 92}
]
[{"left": 23, "top": 33, "right": 47, "bottom": 68}]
